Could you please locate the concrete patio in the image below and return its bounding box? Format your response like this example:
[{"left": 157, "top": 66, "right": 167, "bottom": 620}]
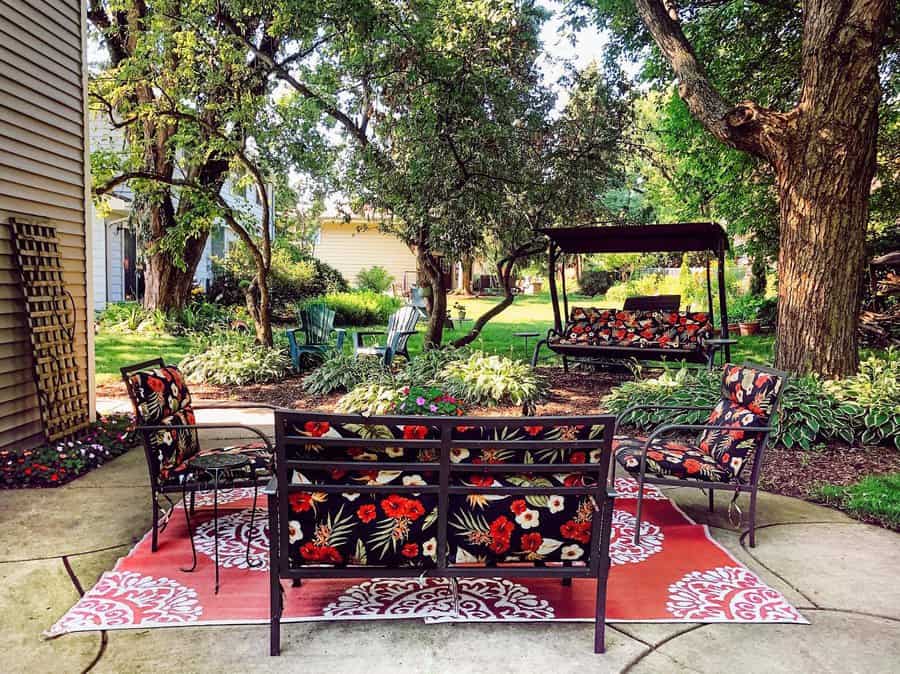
[{"left": 2, "top": 404, "right": 898, "bottom": 673}]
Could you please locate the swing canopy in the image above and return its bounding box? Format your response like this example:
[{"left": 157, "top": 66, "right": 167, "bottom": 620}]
[{"left": 533, "top": 222, "right": 733, "bottom": 367}]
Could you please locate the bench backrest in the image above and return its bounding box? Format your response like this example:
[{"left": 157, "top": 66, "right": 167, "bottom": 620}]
[
  {"left": 273, "top": 411, "right": 615, "bottom": 571},
  {"left": 623, "top": 294, "right": 681, "bottom": 311},
  {"left": 559, "top": 307, "right": 713, "bottom": 350}
]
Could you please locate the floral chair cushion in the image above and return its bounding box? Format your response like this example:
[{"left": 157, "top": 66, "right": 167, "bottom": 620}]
[
  {"left": 285, "top": 420, "right": 604, "bottom": 567},
  {"left": 697, "top": 364, "right": 784, "bottom": 476},
  {"left": 613, "top": 436, "right": 731, "bottom": 482},
  {"left": 554, "top": 308, "right": 713, "bottom": 350},
  {"left": 127, "top": 366, "right": 200, "bottom": 481}
]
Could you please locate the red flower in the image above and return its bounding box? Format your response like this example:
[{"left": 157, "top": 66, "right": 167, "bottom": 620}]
[
  {"left": 381, "top": 495, "right": 425, "bottom": 521},
  {"left": 647, "top": 450, "right": 664, "bottom": 461},
  {"left": 560, "top": 520, "right": 591, "bottom": 543},
  {"left": 331, "top": 469, "right": 347, "bottom": 480},
  {"left": 289, "top": 492, "right": 314, "bottom": 512},
  {"left": 489, "top": 516, "right": 514, "bottom": 554},
  {"left": 401, "top": 543, "right": 419, "bottom": 558},
  {"left": 510, "top": 499, "right": 528, "bottom": 515},
  {"left": 300, "top": 542, "right": 343, "bottom": 564},
  {"left": 683, "top": 459, "right": 701, "bottom": 474},
  {"left": 563, "top": 474, "right": 585, "bottom": 487},
  {"left": 523, "top": 425, "right": 543, "bottom": 436},
  {"left": 569, "top": 451, "right": 586, "bottom": 464},
  {"left": 403, "top": 425, "right": 428, "bottom": 440},
  {"left": 520, "top": 532, "right": 543, "bottom": 553},
  {"left": 468, "top": 474, "right": 494, "bottom": 487},
  {"left": 303, "top": 421, "right": 330, "bottom": 437},
  {"left": 455, "top": 425, "right": 475, "bottom": 433},
  {"left": 357, "top": 504, "right": 377, "bottom": 523}
]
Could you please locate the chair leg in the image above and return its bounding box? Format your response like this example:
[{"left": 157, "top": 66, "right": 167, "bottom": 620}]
[
  {"left": 748, "top": 487, "right": 758, "bottom": 548},
  {"left": 708, "top": 488, "right": 715, "bottom": 513},
  {"left": 291, "top": 578, "right": 302, "bottom": 587},
  {"left": 189, "top": 490, "right": 196, "bottom": 516},
  {"left": 151, "top": 492, "right": 159, "bottom": 552},
  {"left": 268, "top": 495, "right": 282, "bottom": 656},
  {"left": 633, "top": 488, "right": 644, "bottom": 546}
]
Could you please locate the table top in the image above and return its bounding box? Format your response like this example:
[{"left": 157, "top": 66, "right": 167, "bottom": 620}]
[
  {"left": 189, "top": 453, "right": 250, "bottom": 471},
  {"left": 513, "top": 331, "right": 540, "bottom": 337}
]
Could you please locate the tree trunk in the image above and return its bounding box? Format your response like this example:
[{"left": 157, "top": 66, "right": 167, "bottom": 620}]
[
  {"left": 461, "top": 255, "right": 474, "bottom": 295},
  {"left": 141, "top": 203, "right": 208, "bottom": 310},
  {"left": 418, "top": 249, "right": 446, "bottom": 348}
]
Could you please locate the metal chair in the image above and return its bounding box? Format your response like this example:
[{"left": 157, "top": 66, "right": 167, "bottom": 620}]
[
  {"left": 352, "top": 305, "right": 419, "bottom": 365},
  {"left": 285, "top": 303, "right": 346, "bottom": 370},
  {"left": 612, "top": 362, "right": 789, "bottom": 547}
]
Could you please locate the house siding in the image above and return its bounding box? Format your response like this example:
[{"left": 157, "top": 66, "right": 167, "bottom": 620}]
[
  {"left": 315, "top": 219, "right": 418, "bottom": 290},
  {"left": 0, "top": 0, "right": 93, "bottom": 450}
]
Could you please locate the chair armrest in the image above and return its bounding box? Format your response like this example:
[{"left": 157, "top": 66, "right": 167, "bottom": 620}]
[
  {"left": 646, "top": 423, "right": 774, "bottom": 445},
  {"left": 616, "top": 404, "right": 716, "bottom": 428},
  {"left": 395, "top": 330, "right": 418, "bottom": 337},
  {"left": 333, "top": 328, "right": 347, "bottom": 335},
  {"left": 135, "top": 423, "right": 274, "bottom": 451},
  {"left": 262, "top": 477, "right": 278, "bottom": 496},
  {"left": 355, "top": 330, "right": 385, "bottom": 337},
  {"left": 191, "top": 403, "right": 279, "bottom": 410}
]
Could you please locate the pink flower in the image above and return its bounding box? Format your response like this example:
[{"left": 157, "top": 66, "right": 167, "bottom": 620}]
[{"left": 415, "top": 397, "right": 426, "bottom": 406}]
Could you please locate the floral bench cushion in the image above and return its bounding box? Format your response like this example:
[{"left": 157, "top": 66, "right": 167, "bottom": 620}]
[
  {"left": 285, "top": 420, "right": 604, "bottom": 568},
  {"left": 127, "top": 365, "right": 200, "bottom": 480},
  {"left": 553, "top": 307, "right": 713, "bottom": 350},
  {"left": 613, "top": 436, "right": 731, "bottom": 482}
]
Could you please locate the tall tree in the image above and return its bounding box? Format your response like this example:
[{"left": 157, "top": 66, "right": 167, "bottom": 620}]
[
  {"left": 87, "top": 1, "right": 279, "bottom": 311},
  {"left": 581, "top": 0, "right": 896, "bottom": 376}
]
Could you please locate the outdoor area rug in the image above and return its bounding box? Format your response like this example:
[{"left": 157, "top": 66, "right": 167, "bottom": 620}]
[{"left": 46, "top": 478, "right": 806, "bottom": 637}]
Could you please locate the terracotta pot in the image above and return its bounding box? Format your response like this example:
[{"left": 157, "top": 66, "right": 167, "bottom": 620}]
[{"left": 739, "top": 321, "right": 761, "bottom": 336}]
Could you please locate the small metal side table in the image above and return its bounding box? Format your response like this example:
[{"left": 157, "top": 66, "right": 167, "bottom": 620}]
[
  {"left": 513, "top": 331, "right": 540, "bottom": 360},
  {"left": 181, "top": 453, "right": 260, "bottom": 594}
]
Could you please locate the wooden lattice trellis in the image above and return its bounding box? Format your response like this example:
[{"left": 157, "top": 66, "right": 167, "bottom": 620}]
[{"left": 9, "top": 218, "right": 90, "bottom": 442}]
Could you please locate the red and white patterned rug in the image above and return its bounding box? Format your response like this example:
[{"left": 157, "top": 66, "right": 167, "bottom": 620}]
[{"left": 47, "top": 478, "right": 805, "bottom": 637}]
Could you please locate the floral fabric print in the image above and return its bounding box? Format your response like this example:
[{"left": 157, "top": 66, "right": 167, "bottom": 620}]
[
  {"left": 553, "top": 307, "right": 713, "bottom": 350},
  {"left": 615, "top": 364, "right": 783, "bottom": 482},
  {"left": 613, "top": 437, "right": 731, "bottom": 482},
  {"left": 128, "top": 366, "right": 200, "bottom": 480},
  {"left": 285, "top": 421, "right": 607, "bottom": 568}
]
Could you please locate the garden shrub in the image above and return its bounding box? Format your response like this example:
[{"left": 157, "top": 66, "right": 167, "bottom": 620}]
[
  {"left": 439, "top": 352, "right": 545, "bottom": 413},
  {"left": 356, "top": 265, "right": 395, "bottom": 293},
  {"left": 301, "top": 291, "right": 401, "bottom": 326},
  {"left": 179, "top": 330, "right": 291, "bottom": 386},
  {"left": 1, "top": 414, "right": 137, "bottom": 488},
  {"left": 336, "top": 382, "right": 405, "bottom": 415},
  {"left": 395, "top": 385, "right": 467, "bottom": 416},
  {"left": 396, "top": 346, "right": 470, "bottom": 386},
  {"left": 578, "top": 269, "right": 614, "bottom": 297},
  {"left": 604, "top": 360, "right": 900, "bottom": 450},
  {"left": 97, "top": 300, "right": 235, "bottom": 335},
  {"left": 302, "top": 352, "right": 393, "bottom": 396}
]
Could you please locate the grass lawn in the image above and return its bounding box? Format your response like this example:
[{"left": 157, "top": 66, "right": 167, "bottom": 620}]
[
  {"left": 813, "top": 473, "right": 900, "bottom": 530},
  {"left": 94, "top": 330, "right": 193, "bottom": 386}
]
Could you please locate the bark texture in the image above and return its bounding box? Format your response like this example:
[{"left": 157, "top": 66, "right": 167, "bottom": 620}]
[{"left": 633, "top": 0, "right": 893, "bottom": 376}]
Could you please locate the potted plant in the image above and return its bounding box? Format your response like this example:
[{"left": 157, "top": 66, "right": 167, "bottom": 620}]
[
  {"left": 453, "top": 302, "right": 467, "bottom": 321},
  {"left": 731, "top": 294, "right": 763, "bottom": 336}
]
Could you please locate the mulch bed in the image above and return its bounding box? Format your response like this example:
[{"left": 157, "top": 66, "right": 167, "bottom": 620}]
[{"left": 97, "top": 365, "right": 898, "bottom": 526}]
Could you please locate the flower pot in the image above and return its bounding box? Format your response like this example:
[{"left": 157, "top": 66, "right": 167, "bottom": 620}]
[
  {"left": 727, "top": 322, "right": 739, "bottom": 334},
  {"left": 739, "top": 321, "right": 761, "bottom": 336},
  {"left": 456, "top": 311, "right": 466, "bottom": 321}
]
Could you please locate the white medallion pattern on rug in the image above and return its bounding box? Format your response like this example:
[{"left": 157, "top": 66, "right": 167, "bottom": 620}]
[
  {"left": 613, "top": 477, "right": 667, "bottom": 500},
  {"left": 46, "top": 571, "right": 202, "bottom": 636},
  {"left": 192, "top": 487, "right": 258, "bottom": 507},
  {"left": 666, "top": 566, "right": 804, "bottom": 622},
  {"left": 323, "top": 577, "right": 555, "bottom": 621},
  {"left": 193, "top": 508, "right": 269, "bottom": 571},
  {"left": 608, "top": 509, "right": 664, "bottom": 565}
]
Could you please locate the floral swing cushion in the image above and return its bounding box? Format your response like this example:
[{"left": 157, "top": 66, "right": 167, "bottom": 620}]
[
  {"left": 557, "top": 307, "right": 713, "bottom": 350},
  {"left": 127, "top": 366, "right": 200, "bottom": 480},
  {"left": 285, "top": 421, "right": 604, "bottom": 568},
  {"left": 615, "top": 364, "right": 783, "bottom": 482}
]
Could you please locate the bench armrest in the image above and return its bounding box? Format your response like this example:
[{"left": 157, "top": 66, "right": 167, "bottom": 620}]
[{"left": 263, "top": 477, "right": 278, "bottom": 496}]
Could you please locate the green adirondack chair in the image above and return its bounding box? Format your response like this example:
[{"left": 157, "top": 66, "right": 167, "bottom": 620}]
[
  {"left": 352, "top": 305, "right": 419, "bottom": 366},
  {"left": 286, "top": 304, "right": 345, "bottom": 370}
]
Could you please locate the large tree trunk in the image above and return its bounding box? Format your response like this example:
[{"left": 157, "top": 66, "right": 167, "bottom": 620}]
[
  {"left": 460, "top": 255, "right": 475, "bottom": 295},
  {"left": 631, "top": 0, "right": 892, "bottom": 376},
  {"left": 418, "top": 249, "right": 447, "bottom": 348}
]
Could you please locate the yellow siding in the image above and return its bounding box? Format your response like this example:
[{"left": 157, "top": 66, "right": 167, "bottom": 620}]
[
  {"left": 316, "top": 219, "right": 418, "bottom": 290},
  {"left": 0, "top": 0, "right": 92, "bottom": 451}
]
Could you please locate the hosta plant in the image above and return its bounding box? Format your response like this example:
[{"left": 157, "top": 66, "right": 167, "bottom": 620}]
[
  {"left": 439, "top": 352, "right": 545, "bottom": 414},
  {"left": 302, "top": 352, "right": 393, "bottom": 396},
  {"left": 179, "top": 331, "right": 291, "bottom": 386},
  {"left": 336, "top": 383, "right": 405, "bottom": 415}
]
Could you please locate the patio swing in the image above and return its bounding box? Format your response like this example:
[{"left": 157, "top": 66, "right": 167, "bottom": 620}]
[{"left": 531, "top": 222, "right": 735, "bottom": 370}]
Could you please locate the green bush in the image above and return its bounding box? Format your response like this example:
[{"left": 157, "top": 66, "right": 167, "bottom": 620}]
[
  {"left": 179, "top": 331, "right": 291, "bottom": 386},
  {"left": 730, "top": 293, "right": 765, "bottom": 323},
  {"left": 395, "top": 385, "right": 467, "bottom": 416},
  {"left": 356, "top": 265, "right": 395, "bottom": 293},
  {"left": 578, "top": 269, "right": 614, "bottom": 297},
  {"left": 396, "top": 347, "right": 470, "bottom": 386},
  {"left": 336, "top": 382, "right": 404, "bottom": 415},
  {"left": 605, "top": 359, "right": 900, "bottom": 450},
  {"left": 302, "top": 352, "right": 393, "bottom": 396},
  {"left": 439, "top": 352, "right": 546, "bottom": 413},
  {"left": 301, "top": 291, "right": 401, "bottom": 326},
  {"left": 97, "top": 301, "right": 235, "bottom": 335}
]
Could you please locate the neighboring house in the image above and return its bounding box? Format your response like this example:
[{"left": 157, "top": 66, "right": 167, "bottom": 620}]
[
  {"left": 89, "top": 113, "right": 274, "bottom": 309},
  {"left": 315, "top": 207, "right": 488, "bottom": 293},
  {"left": 0, "top": 0, "right": 94, "bottom": 450}
]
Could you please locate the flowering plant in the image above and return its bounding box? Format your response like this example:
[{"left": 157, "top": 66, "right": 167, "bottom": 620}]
[
  {"left": 394, "top": 385, "right": 466, "bottom": 416},
  {"left": 1, "top": 414, "right": 137, "bottom": 489}
]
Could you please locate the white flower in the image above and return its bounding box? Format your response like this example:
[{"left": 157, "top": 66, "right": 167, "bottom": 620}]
[
  {"left": 342, "top": 492, "right": 360, "bottom": 501},
  {"left": 589, "top": 449, "right": 603, "bottom": 464},
  {"left": 385, "top": 446, "right": 405, "bottom": 458},
  {"left": 450, "top": 447, "right": 469, "bottom": 463},
  {"left": 561, "top": 544, "right": 584, "bottom": 561},
  {"left": 547, "top": 495, "right": 565, "bottom": 513},
  {"left": 402, "top": 474, "right": 427, "bottom": 486},
  {"left": 422, "top": 537, "right": 437, "bottom": 560},
  {"left": 515, "top": 508, "right": 540, "bottom": 529},
  {"left": 288, "top": 520, "right": 303, "bottom": 543}
]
